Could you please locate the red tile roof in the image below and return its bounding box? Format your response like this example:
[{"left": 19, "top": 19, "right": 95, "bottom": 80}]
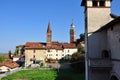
[
  {"left": 25, "top": 42, "right": 46, "bottom": 49},
  {"left": 24, "top": 41, "right": 77, "bottom": 50},
  {"left": 62, "top": 43, "right": 76, "bottom": 49},
  {"left": 46, "top": 42, "right": 63, "bottom": 50},
  {"left": 0, "top": 61, "right": 19, "bottom": 69}
]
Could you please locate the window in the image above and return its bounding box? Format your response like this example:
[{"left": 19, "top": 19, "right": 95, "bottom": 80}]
[
  {"left": 56, "top": 58, "right": 58, "bottom": 60},
  {"left": 92, "top": 1, "right": 98, "bottom": 7},
  {"left": 68, "top": 50, "right": 70, "bottom": 52},
  {"left": 33, "top": 49, "right": 35, "bottom": 53},
  {"left": 110, "top": 76, "right": 119, "bottom": 80},
  {"left": 111, "top": 26, "right": 113, "bottom": 31},
  {"left": 102, "top": 50, "right": 110, "bottom": 58},
  {"left": 33, "top": 55, "right": 35, "bottom": 58},
  {"left": 99, "top": 1, "right": 105, "bottom": 6},
  {"left": 48, "top": 50, "right": 50, "bottom": 52}
]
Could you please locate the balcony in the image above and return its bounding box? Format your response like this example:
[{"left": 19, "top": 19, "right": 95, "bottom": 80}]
[{"left": 89, "top": 58, "right": 112, "bottom": 70}]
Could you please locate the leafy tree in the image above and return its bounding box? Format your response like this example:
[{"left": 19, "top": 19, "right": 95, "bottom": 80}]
[
  {"left": 79, "top": 33, "right": 85, "bottom": 42},
  {"left": 71, "top": 52, "right": 84, "bottom": 62},
  {"left": 78, "top": 47, "right": 85, "bottom": 54},
  {"left": 14, "top": 49, "right": 19, "bottom": 56},
  {"left": 70, "top": 47, "right": 85, "bottom": 73},
  {"left": 0, "top": 54, "right": 6, "bottom": 62}
]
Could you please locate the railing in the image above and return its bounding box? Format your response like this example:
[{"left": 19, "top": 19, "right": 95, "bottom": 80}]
[{"left": 89, "top": 58, "right": 112, "bottom": 69}]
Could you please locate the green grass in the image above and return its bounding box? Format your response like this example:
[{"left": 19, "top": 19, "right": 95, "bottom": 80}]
[
  {"left": 56, "top": 69, "right": 85, "bottom": 80},
  {"left": 1, "top": 69, "right": 85, "bottom": 80}
]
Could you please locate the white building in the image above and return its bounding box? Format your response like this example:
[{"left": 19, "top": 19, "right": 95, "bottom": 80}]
[
  {"left": 0, "top": 61, "right": 19, "bottom": 72},
  {"left": 46, "top": 42, "right": 77, "bottom": 60}
]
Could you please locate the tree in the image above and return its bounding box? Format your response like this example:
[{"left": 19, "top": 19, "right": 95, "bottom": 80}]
[
  {"left": 14, "top": 49, "right": 19, "bottom": 56},
  {"left": 79, "top": 33, "right": 85, "bottom": 42},
  {"left": 70, "top": 46, "right": 85, "bottom": 73},
  {"left": 71, "top": 52, "right": 84, "bottom": 61},
  {"left": 0, "top": 54, "right": 6, "bottom": 62},
  {"left": 78, "top": 46, "right": 85, "bottom": 54},
  {"left": 76, "top": 33, "right": 85, "bottom": 45}
]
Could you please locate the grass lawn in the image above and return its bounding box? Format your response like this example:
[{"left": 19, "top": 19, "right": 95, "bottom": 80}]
[{"left": 1, "top": 69, "right": 85, "bottom": 80}]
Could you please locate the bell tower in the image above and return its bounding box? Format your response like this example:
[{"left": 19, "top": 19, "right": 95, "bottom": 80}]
[
  {"left": 81, "top": 0, "right": 112, "bottom": 33},
  {"left": 46, "top": 22, "right": 52, "bottom": 46},
  {"left": 70, "top": 23, "right": 76, "bottom": 43}
]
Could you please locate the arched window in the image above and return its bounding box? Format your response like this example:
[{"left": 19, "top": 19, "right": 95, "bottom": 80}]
[
  {"left": 110, "top": 76, "right": 119, "bottom": 80},
  {"left": 102, "top": 50, "right": 110, "bottom": 58}
]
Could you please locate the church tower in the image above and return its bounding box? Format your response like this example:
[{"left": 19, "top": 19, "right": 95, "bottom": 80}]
[
  {"left": 81, "top": 0, "right": 112, "bottom": 33},
  {"left": 70, "top": 23, "right": 76, "bottom": 43},
  {"left": 46, "top": 22, "right": 52, "bottom": 46}
]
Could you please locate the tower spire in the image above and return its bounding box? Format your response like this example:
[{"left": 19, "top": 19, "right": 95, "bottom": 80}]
[
  {"left": 47, "top": 21, "right": 51, "bottom": 33},
  {"left": 46, "top": 21, "right": 52, "bottom": 46}
]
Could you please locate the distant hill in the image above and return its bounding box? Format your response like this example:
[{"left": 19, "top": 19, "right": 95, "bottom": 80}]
[{"left": 0, "top": 53, "right": 8, "bottom": 54}]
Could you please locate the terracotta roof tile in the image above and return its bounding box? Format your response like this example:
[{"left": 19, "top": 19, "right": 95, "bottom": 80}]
[
  {"left": 0, "top": 61, "right": 19, "bottom": 69},
  {"left": 62, "top": 43, "right": 76, "bottom": 49},
  {"left": 25, "top": 42, "right": 46, "bottom": 49},
  {"left": 24, "top": 41, "right": 77, "bottom": 50}
]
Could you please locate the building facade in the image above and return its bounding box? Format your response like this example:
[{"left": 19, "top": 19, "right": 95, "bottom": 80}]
[{"left": 81, "top": 0, "right": 120, "bottom": 80}]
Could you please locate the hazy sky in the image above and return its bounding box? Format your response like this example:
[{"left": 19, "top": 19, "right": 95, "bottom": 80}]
[{"left": 0, "top": 0, "right": 120, "bottom": 53}]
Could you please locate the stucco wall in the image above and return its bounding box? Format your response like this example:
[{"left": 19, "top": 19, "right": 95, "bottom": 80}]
[
  {"left": 0, "top": 66, "right": 19, "bottom": 72},
  {"left": 107, "top": 23, "right": 120, "bottom": 77},
  {"left": 25, "top": 49, "right": 46, "bottom": 67},
  {"left": 46, "top": 49, "right": 63, "bottom": 59},
  {"left": 88, "top": 30, "right": 107, "bottom": 58},
  {"left": 108, "top": 24, "right": 120, "bottom": 59},
  {"left": 46, "top": 49, "right": 77, "bottom": 60},
  {"left": 87, "top": 8, "right": 111, "bottom": 33}
]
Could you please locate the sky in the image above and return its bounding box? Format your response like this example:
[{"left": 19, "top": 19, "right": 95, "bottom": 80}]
[{"left": 0, "top": 0, "right": 120, "bottom": 53}]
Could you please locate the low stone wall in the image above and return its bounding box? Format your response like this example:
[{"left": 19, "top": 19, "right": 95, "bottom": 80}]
[{"left": 0, "top": 67, "right": 22, "bottom": 79}]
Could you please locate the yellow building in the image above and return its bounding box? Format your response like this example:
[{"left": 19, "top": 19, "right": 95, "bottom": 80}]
[{"left": 25, "top": 42, "right": 46, "bottom": 67}]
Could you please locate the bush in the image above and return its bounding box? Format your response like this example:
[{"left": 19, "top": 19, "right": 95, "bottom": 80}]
[
  {"left": 70, "top": 52, "right": 85, "bottom": 73},
  {"left": 71, "top": 61, "right": 85, "bottom": 73},
  {"left": 0, "top": 54, "right": 6, "bottom": 62}
]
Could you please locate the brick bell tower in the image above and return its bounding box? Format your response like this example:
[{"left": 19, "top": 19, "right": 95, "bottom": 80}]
[
  {"left": 70, "top": 23, "right": 76, "bottom": 43},
  {"left": 46, "top": 22, "right": 52, "bottom": 46}
]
